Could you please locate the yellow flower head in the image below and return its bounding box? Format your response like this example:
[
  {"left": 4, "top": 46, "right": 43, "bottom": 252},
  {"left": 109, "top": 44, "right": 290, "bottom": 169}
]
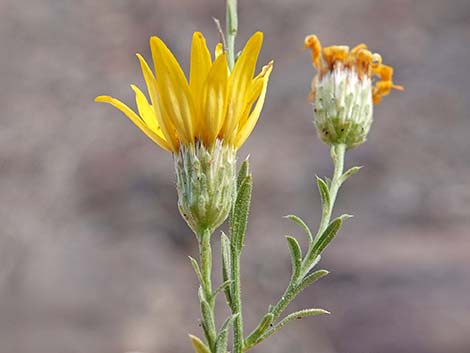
[
  {"left": 96, "top": 32, "right": 273, "bottom": 153},
  {"left": 304, "top": 34, "right": 403, "bottom": 104}
]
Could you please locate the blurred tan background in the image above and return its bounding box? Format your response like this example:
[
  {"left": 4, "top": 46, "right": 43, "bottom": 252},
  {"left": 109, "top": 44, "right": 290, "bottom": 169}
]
[{"left": 1, "top": 0, "right": 469, "bottom": 352}]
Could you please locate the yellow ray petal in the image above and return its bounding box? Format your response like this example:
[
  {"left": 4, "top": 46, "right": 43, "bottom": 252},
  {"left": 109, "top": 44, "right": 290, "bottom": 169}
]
[
  {"left": 235, "top": 62, "right": 273, "bottom": 149},
  {"left": 202, "top": 53, "right": 229, "bottom": 145},
  {"left": 150, "top": 36, "right": 195, "bottom": 145},
  {"left": 214, "top": 42, "right": 224, "bottom": 59},
  {"left": 222, "top": 32, "right": 263, "bottom": 144},
  {"left": 130, "top": 84, "right": 159, "bottom": 133},
  {"left": 190, "top": 32, "right": 212, "bottom": 135},
  {"left": 237, "top": 78, "right": 264, "bottom": 129},
  {"left": 95, "top": 95, "right": 172, "bottom": 152},
  {"left": 136, "top": 53, "right": 178, "bottom": 151}
]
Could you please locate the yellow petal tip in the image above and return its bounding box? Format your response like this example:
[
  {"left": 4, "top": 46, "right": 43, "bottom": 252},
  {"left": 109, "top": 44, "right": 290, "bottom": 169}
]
[{"left": 95, "top": 95, "right": 111, "bottom": 103}]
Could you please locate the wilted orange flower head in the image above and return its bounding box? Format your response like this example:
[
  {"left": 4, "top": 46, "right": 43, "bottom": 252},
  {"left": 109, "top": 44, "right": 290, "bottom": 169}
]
[{"left": 304, "top": 34, "right": 403, "bottom": 104}]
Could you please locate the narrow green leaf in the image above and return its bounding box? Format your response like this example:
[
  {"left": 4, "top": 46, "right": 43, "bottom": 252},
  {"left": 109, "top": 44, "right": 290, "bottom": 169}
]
[
  {"left": 199, "top": 287, "right": 214, "bottom": 343},
  {"left": 237, "top": 158, "right": 250, "bottom": 191},
  {"left": 324, "top": 177, "right": 332, "bottom": 188},
  {"left": 313, "top": 215, "right": 352, "bottom": 255},
  {"left": 286, "top": 236, "right": 302, "bottom": 280},
  {"left": 245, "top": 313, "right": 274, "bottom": 348},
  {"left": 285, "top": 269, "right": 328, "bottom": 307},
  {"left": 316, "top": 176, "right": 331, "bottom": 213},
  {"left": 256, "top": 309, "right": 329, "bottom": 344},
  {"left": 298, "top": 269, "right": 329, "bottom": 292},
  {"left": 285, "top": 214, "right": 313, "bottom": 243},
  {"left": 341, "top": 166, "right": 363, "bottom": 183},
  {"left": 188, "top": 256, "right": 203, "bottom": 284},
  {"left": 221, "top": 232, "right": 232, "bottom": 307},
  {"left": 230, "top": 175, "right": 253, "bottom": 253},
  {"left": 189, "top": 334, "right": 211, "bottom": 353},
  {"left": 304, "top": 254, "right": 321, "bottom": 274},
  {"left": 213, "top": 279, "right": 232, "bottom": 299},
  {"left": 215, "top": 314, "right": 238, "bottom": 353}
]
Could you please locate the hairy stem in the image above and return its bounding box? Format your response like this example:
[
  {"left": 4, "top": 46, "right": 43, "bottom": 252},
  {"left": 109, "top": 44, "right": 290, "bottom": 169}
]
[
  {"left": 301, "top": 143, "right": 346, "bottom": 276},
  {"left": 317, "top": 143, "right": 346, "bottom": 237},
  {"left": 226, "top": 0, "right": 238, "bottom": 70},
  {"left": 231, "top": 246, "right": 244, "bottom": 353},
  {"left": 245, "top": 144, "right": 347, "bottom": 351},
  {"left": 198, "top": 228, "right": 217, "bottom": 351}
]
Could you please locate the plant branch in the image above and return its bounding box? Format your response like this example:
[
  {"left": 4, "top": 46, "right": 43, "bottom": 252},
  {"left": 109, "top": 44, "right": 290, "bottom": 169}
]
[
  {"left": 197, "top": 228, "right": 217, "bottom": 351},
  {"left": 226, "top": 0, "right": 238, "bottom": 70}
]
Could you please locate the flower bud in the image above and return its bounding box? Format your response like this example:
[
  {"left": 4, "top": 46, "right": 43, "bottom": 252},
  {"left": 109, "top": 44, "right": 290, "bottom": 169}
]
[{"left": 175, "top": 139, "right": 236, "bottom": 235}]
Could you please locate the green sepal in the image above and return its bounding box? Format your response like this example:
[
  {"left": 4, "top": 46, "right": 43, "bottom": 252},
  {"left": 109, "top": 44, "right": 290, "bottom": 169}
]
[
  {"left": 215, "top": 314, "right": 239, "bottom": 353},
  {"left": 245, "top": 312, "right": 274, "bottom": 348},
  {"left": 313, "top": 214, "right": 352, "bottom": 255},
  {"left": 316, "top": 176, "right": 331, "bottom": 216},
  {"left": 221, "top": 232, "right": 233, "bottom": 307},
  {"left": 286, "top": 236, "right": 302, "bottom": 281},
  {"left": 188, "top": 256, "right": 203, "bottom": 284},
  {"left": 341, "top": 166, "right": 363, "bottom": 183},
  {"left": 285, "top": 214, "right": 313, "bottom": 243},
  {"left": 230, "top": 175, "right": 253, "bottom": 254},
  {"left": 189, "top": 334, "right": 211, "bottom": 353}
]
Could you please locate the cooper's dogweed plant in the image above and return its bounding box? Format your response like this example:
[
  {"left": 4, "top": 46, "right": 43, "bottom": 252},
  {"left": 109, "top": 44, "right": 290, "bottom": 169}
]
[{"left": 95, "top": 1, "right": 402, "bottom": 352}]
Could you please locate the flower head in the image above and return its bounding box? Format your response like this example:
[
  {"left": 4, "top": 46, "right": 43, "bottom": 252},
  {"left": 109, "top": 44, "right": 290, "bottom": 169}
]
[
  {"left": 304, "top": 34, "right": 403, "bottom": 148},
  {"left": 95, "top": 32, "right": 273, "bottom": 153},
  {"left": 95, "top": 32, "right": 272, "bottom": 234}
]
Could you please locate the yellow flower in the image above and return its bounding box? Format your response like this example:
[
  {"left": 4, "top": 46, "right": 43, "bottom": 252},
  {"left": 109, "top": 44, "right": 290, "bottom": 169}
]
[
  {"left": 304, "top": 34, "right": 403, "bottom": 105},
  {"left": 95, "top": 32, "right": 273, "bottom": 153}
]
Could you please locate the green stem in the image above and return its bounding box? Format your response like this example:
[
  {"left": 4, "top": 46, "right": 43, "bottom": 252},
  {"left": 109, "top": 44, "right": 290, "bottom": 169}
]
[
  {"left": 226, "top": 0, "right": 238, "bottom": 70},
  {"left": 198, "top": 228, "right": 217, "bottom": 351},
  {"left": 231, "top": 246, "right": 243, "bottom": 353},
  {"left": 245, "top": 144, "right": 347, "bottom": 351},
  {"left": 318, "top": 143, "right": 345, "bottom": 237},
  {"left": 300, "top": 143, "right": 346, "bottom": 276}
]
